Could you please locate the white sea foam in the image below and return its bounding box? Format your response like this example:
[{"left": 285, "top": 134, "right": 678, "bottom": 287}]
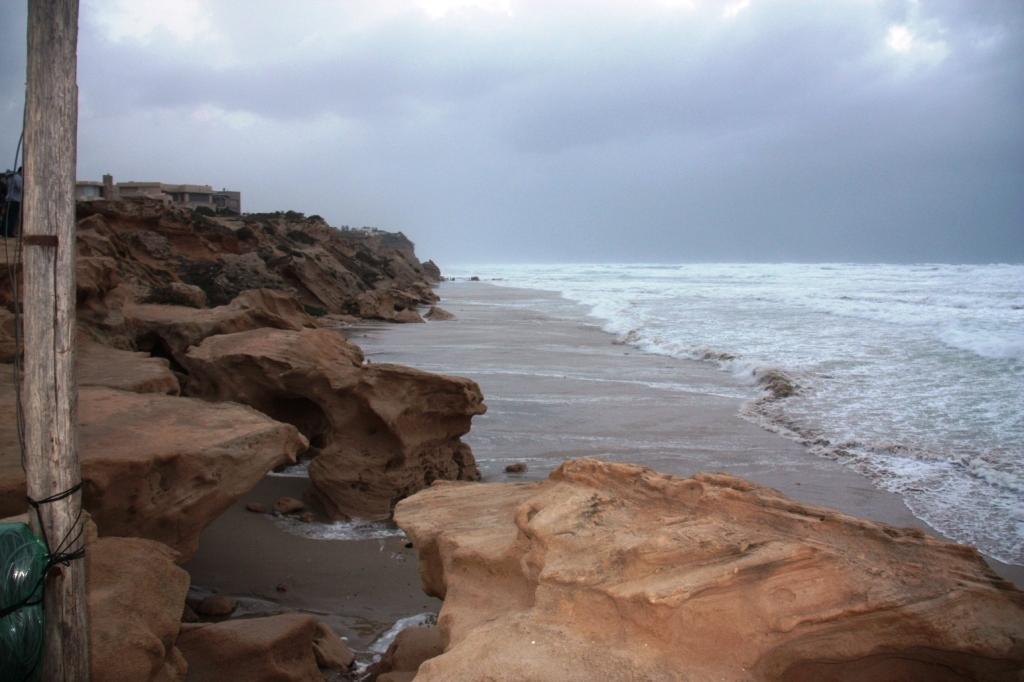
[
  {"left": 366, "top": 612, "right": 438, "bottom": 655},
  {"left": 273, "top": 515, "right": 405, "bottom": 541},
  {"left": 448, "top": 263, "right": 1024, "bottom": 565}
]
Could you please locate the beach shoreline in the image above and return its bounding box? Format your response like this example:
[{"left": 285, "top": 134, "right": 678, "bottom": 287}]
[
  {"left": 182, "top": 276, "right": 1020, "bottom": 675},
  {"left": 357, "top": 280, "right": 1023, "bottom": 585}
]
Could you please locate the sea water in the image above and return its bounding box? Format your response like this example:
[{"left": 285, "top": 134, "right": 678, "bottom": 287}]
[{"left": 447, "top": 263, "right": 1024, "bottom": 566}]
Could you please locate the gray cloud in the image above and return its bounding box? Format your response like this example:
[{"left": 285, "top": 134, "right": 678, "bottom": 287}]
[{"left": 2, "top": 0, "right": 1021, "bottom": 264}]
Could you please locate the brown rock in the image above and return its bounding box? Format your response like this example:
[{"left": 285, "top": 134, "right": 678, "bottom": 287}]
[
  {"left": 74, "top": 200, "right": 442, "bottom": 319},
  {"left": 194, "top": 594, "right": 237, "bottom": 618},
  {"left": 393, "top": 307, "right": 426, "bottom": 323},
  {"left": 0, "top": 381, "right": 306, "bottom": 558},
  {"left": 78, "top": 336, "right": 180, "bottom": 395},
  {"left": 755, "top": 368, "right": 798, "bottom": 400},
  {"left": 395, "top": 459, "right": 1024, "bottom": 682},
  {"left": 88, "top": 536, "right": 189, "bottom": 682},
  {"left": 144, "top": 281, "right": 207, "bottom": 308},
  {"left": 177, "top": 613, "right": 323, "bottom": 682},
  {"left": 76, "top": 256, "right": 121, "bottom": 302},
  {"left": 125, "top": 288, "right": 316, "bottom": 367},
  {"left": 422, "top": 259, "right": 442, "bottom": 282},
  {"left": 275, "top": 496, "right": 306, "bottom": 514},
  {"left": 369, "top": 626, "right": 443, "bottom": 681},
  {"left": 300, "top": 511, "right": 316, "bottom": 523},
  {"left": 185, "top": 327, "right": 484, "bottom": 520},
  {"left": 425, "top": 306, "right": 455, "bottom": 321},
  {"left": 246, "top": 502, "right": 268, "bottom": 514},
  {"left": 504, "top": 462, "right": 527, "bottom": 474},
  {"left": 356, "top": 290, "right": 426, "bottom": 323},
  {"left": 312, "top": 622, "right": 354, "bottom": 670}
]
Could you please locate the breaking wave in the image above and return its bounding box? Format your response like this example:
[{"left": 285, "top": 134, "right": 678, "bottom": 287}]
[{"left": 448, "top": 262, "right": 1024, "bottom": 565}]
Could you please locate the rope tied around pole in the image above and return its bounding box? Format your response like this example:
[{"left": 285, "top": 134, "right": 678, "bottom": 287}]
[
  {"left": 0, "top": 483, "right": 86, "bottom": 682},
  {"left": 1, "top": 481, "right": 87, "bottom": 620},
  {"left": 26, "top": 481, "right": 87, "bottom": 567}
]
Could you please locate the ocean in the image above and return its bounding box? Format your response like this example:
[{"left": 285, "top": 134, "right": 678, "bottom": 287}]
[{"left": 447, "top": 263, "right": 1024, "bottom": 566}]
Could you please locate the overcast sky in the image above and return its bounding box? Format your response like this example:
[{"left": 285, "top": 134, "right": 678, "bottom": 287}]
[{"left": 1, "top": 0, "right": 1021, "bottom": 264}]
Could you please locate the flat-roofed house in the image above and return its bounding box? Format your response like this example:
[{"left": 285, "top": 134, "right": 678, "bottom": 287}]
[
  {"left": 75, "top": 180, "right": 103, "bottom": 201},
  {"left": 75, "top": 176, "right": 242, "bottom": 213}
]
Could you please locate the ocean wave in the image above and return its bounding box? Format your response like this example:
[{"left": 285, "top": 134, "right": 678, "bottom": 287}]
[
  {"left": 938, "top": 327, "right": 1024, "bottom": 361},
  {"left": 453, "top": 262, "right": 1024, "bottom": 565},
  {"left": 742, "top": 399, "right": 1024, "bottom": 565}
]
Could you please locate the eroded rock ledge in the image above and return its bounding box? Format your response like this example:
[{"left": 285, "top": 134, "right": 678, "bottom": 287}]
[
  {"left": 185, "top": 327, "right": 485, "bottom": 519},
  {"left": 0, "top": 381, "right": 306, "bottom": 560},
  {"left": 395, "top": 459, "right": 1024, "bottom": 681}
]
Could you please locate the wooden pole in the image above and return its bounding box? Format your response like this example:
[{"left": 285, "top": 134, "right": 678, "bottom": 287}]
[{"left": 22, "top": 0, "right": 89, "bottom": 679}]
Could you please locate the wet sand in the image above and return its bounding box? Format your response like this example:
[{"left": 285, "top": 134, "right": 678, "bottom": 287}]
[
  {"left": 357, "top": 280, "right": 1022, "bottom": 585},
  {"left": 185, "top": 475, "right": 438, "bottom": 654},
  {"left": 186, "top": 279, "right": 1020, "bottom": 650}
]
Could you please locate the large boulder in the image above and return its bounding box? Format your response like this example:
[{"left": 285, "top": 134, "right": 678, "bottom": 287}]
[
  {"left": 356, "top": 289, "right": 425, "bottom": 323},
  {"left": 395, "top": 459, "right": 1024, "bottom": 682},
  {"left": 78, "top": 336, "right": 180, "bottom": 395},
  {"left": 424, "top": 306, "right": 454, "bottom": 321},
  {"left": 124, "top": 288, "right": 316, "bottom": 368},
  {"left": 176, "top": 613, "right": 324, "bottom": 682},
  {"left": 0, "top": 382, "right": 306, "bottom": 559},
  {"left": 184, "top": 327, "right": 483, "bottom": 520},
  {"left": 88, "top": 536, "right": 190, "bottom": 682}
]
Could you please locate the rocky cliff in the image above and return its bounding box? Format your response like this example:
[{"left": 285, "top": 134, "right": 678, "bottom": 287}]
[
  {"left": 0, "top": 199, "right": 441, "bottom": 334},
  {"left": 0, "top": 198, "right": 482, "bottom": 680},
  {"left": 395, "top": 459, "right": 1024, "bottom": 681}
]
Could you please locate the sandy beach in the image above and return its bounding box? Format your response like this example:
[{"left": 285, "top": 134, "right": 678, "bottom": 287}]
[
  {"left": 356, "top": 280, "right": 1023, "bottom": 585},
  {"left": 181, "top": 277, "right": 1021, "bottom": 673},
  {"left": 185, "top": 475, "right": 437, "bottom": 656}
]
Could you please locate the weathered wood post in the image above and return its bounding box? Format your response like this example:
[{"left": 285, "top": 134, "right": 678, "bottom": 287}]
[{"left": 21, "top": 0, "right": 89, "bottom": 679}]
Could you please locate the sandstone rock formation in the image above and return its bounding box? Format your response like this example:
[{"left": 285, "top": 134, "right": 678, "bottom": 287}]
[
  {"left": 368, "top": 626, "right": 444, "bottom": 682},
  {"left": 78, "top": 336, "right": 180, "bottom": 395},
  {"left": 422, "top": 260, "right": 442, "bottom": 282},
  {"left": 123, "top": 288, "right": 316, "bottom": 369},
  {"left": 425, "top": 306, "right": 455, "bottom": 321},
  {"left": 73, "top": 200, "right": 439, "bottom": 322},
  {"left": 311, "top": 622, "right": 354, "bottom": 672},
  {"left": 176, "top": 613, "right": 326, "bottom": 682},
  {"left": 395, "top": 459, "right": 1024, "bottom": 682},
  {"left": 184, "top": 327, "right": 484, "bottom": 519},
  {"left": 88, "top": 535, "right": 189, "bottom": 682},
  {"left": 0, "top": 381, "right": 306, "bottom": 559}
]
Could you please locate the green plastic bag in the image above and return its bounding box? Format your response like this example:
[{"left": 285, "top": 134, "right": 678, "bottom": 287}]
[{"left": 0, "top": 523, "right": 47, "bottom": 682}]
